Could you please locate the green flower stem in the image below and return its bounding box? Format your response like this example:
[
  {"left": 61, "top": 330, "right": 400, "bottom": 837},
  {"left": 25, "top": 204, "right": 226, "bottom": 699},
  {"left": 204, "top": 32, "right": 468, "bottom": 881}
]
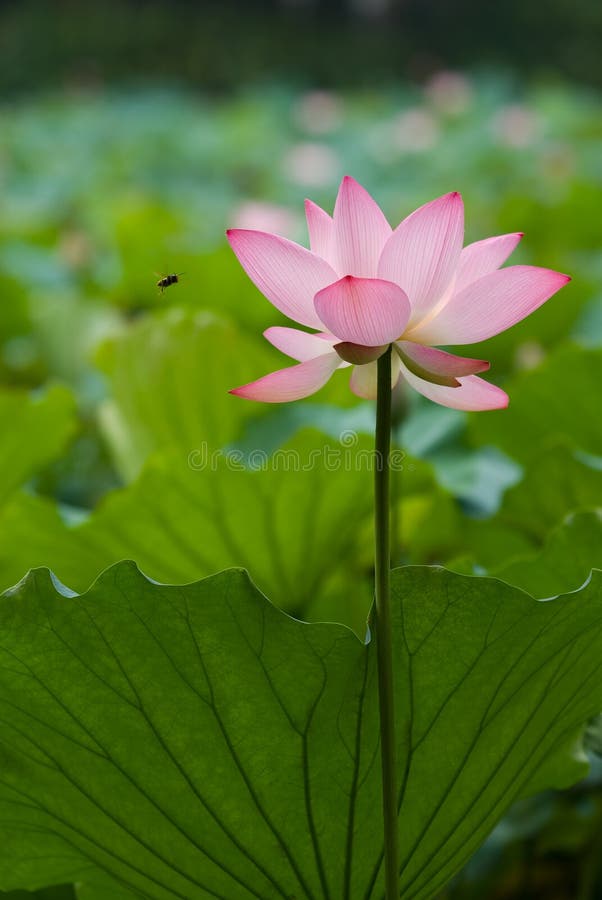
[{"left": 374, "top": 346, "right": 400, "bottom": 899}]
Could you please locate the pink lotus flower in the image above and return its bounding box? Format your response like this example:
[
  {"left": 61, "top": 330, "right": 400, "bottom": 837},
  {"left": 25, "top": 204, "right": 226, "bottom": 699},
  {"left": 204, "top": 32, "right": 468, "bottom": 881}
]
[{"left": 227, "top": 177, "right": 570, "bottom": 410}]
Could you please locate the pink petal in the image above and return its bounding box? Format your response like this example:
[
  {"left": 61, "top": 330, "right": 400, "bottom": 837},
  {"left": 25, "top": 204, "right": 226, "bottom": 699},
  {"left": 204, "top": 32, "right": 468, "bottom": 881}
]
[
  {"left": 332, "top": 176, "right": 392, "bottom": 277},
  {"left": 314, "top": 275, "right": 411, "bottom": 346},
  {"left": 305, "top": 200, "right": 334, "bottom": 263},
  {"left": 230, "top": 353, "right": 341, "bottom": 403},
  {"left": 455, "top": 232, "right": 523, "bottom": 293},
  {"left": 410, "top": 265, "right": 571, "bottom": 345},
  {"left": 399, "top": 362, "right": 509, "bottom": 411},
  {"left": 349, "top": 354, "right": 401, "bottom": 400},
  {"left": 395, "top": 341, "right": 489, "bottom": 385},
  {"left": 264, "top": 326, "right": 337, "bottom": 361},
  {"left": 378, "top": 192, "right": 464, "bottom": 324},
  {"left": 227, "top": 229, "right": 338, "bottom": 330}
]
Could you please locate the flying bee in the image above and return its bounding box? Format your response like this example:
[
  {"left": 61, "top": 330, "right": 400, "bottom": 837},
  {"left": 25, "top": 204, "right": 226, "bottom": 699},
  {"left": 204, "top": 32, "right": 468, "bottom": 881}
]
[{"left": 155, "top": 272, "right": 184, "bottom": 294}]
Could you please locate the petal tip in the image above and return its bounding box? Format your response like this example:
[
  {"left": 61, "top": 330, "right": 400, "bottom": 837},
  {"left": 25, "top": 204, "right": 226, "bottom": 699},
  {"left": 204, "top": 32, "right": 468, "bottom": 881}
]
[
  {"left": 229, "top": 384, "right": 263, "bottom": 401},
  {"left": 226, "top": 227, "right": 265, "bottom": 242},
  {"left": 444, "top": 191, "right": 464, "bottom": 213},
  {"left": 226, "top": 228, "right": 244, "bottom": 245},
  {"left": 339, "top": 174, "right": 368, "bottom": 195},
  {"left": 489, "top": 386, "right": 510, "bottom": 410},
  {"left": 229, "top": 383, "right": 257, "bottom": 397},
  {"left": 444, "top": 191, "right": 463, "bottom": 205},
  {"left": 473, "top": 383, "right": 510, "bottom": 410},
  {"left": 547, "top": 269, "right": 572, "bottom": 286}
]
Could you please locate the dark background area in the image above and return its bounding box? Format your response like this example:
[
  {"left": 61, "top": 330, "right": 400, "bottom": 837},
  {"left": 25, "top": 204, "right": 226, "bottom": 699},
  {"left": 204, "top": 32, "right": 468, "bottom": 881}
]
[{"left": 0, "top": 0, "right": 601, "bottom": 95}]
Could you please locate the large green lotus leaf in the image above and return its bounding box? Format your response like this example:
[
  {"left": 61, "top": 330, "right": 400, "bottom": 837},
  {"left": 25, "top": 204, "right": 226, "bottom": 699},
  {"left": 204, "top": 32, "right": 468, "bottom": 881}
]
[
  {"left": 0, "top": 432, "right": 373, "bottom": 626},
  {"left": 0, "top": 889, "right": 74, "bottom": 899},
  {"left": 0, "top": 385, "right": 76, "bottom": 507},
  {"left": 494, "top": 511, "right": 602, "bottom": 597},
  {"left": 96, "top": 309, "right": 277, "bottom": 481},
  {"left": 75, "top": 882, "right": 136, "bottom": 900},
  {"left": 1, "top": 562, "right": 602, "bottom": 899},
  {"left": 469, "top": 346, "right": 602, "bottom": 463}
]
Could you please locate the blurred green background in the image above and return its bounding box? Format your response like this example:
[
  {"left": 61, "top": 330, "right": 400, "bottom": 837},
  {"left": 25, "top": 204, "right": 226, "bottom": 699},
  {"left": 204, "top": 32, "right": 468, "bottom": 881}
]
[{"left": 1, "top": 0, "right": 602, "bottom": 897}]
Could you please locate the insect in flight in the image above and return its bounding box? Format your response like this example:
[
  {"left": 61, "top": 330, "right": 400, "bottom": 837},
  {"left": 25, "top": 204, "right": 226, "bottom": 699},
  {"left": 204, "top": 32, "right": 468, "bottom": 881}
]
[{"left": 155, "top": 271, "right": 184, "bottom": 293}]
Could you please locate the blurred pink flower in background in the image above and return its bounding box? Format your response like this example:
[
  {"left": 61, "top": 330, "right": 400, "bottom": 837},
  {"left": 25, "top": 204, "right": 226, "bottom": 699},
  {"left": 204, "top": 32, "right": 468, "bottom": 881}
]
[
  {"left": 293, "top": 90, "right": 344, "bottom": 135},
  {"left": 227, "top": 177, "right": 569, "bottom": 410},
  {"left": 231, "top": 201, "right": 301, "bottom": 240},
  {"left": 514, "top": 340, "right": 546, "bottom": 371},
  {"left": 283, "top": 141, "right": 340, "bottom": 187},
  {"left": 540, "top": 142, "right": 576, "bottom": 185},
  {"left": 392, "top": 108, "right": 440, "bottom": 153},
  {"left": 425, "top": 71, "right": 474, "bottom": 116},
  {"left": 491, "top": 104, "right": 541, "bottom": 148}
]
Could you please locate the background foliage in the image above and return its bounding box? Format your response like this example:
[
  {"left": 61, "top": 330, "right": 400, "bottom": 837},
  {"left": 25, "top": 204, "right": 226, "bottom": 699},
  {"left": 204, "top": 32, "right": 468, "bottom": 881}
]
[{"left": 0, "top": 0, "right": 601, "bottom": 896}]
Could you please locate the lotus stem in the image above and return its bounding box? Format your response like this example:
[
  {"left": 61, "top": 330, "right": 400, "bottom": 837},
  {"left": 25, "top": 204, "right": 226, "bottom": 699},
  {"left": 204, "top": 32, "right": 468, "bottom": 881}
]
[{"left": 374, "top": 345, "right": 400, "bottom": 899}]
